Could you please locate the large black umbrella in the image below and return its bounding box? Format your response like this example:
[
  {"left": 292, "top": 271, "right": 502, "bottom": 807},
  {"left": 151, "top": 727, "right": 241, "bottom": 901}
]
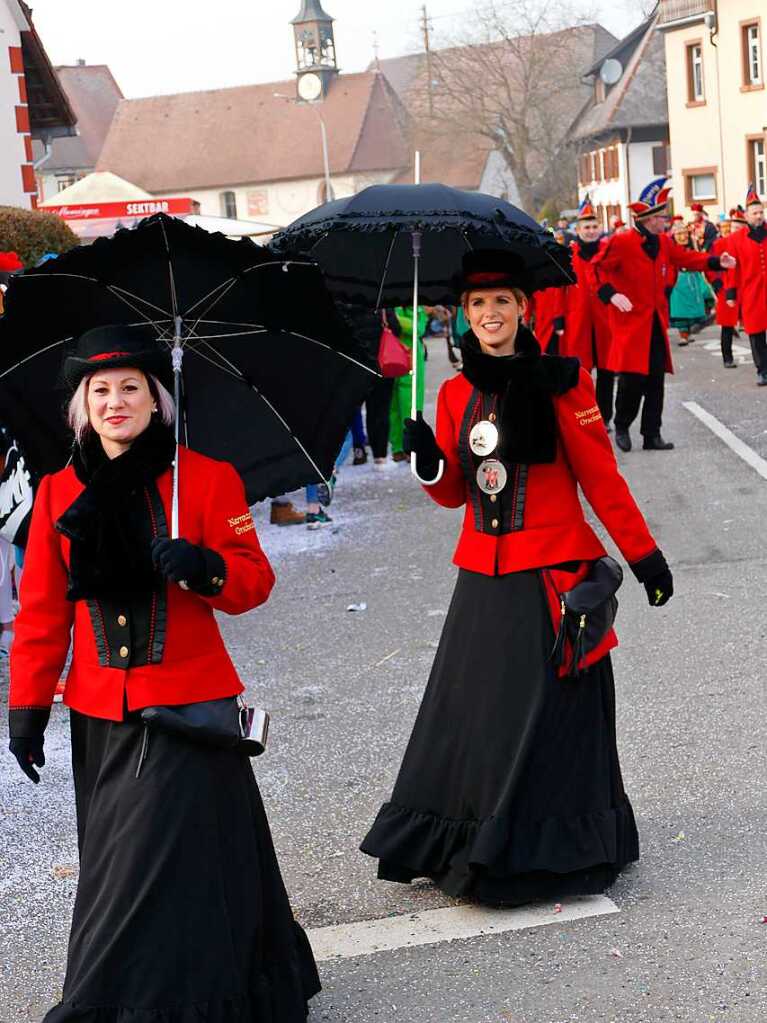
[
  {"left": 0, "top": 214, "right": 378, "bottom": 515},
  {"left": 271, "top": 180, "right": 572, "bottom": 484}
]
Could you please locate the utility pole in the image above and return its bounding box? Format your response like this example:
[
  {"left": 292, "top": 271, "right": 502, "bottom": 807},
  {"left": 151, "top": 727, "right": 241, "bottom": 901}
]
[{"left": 420, "top": 4, "right": 434, "bottom": 116}]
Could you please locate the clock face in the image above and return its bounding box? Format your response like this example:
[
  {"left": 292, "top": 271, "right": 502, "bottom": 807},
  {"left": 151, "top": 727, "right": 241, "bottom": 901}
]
[{"left": 298, "top": 72, "right": 323, "bottom": 102}]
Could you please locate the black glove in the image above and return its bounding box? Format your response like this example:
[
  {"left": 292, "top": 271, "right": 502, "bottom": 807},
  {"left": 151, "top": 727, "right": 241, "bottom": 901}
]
[
  {"left": 644, "top": 569, "right": 673, "bottom": 607},
  {"left": 631, "top": 549, "right": 673, "bottom": 607},
  {"left": 151, "top": 538, "right": 226, "bottom": 596},
  {"left": 9, "top": 736, "right": 45, "bottom": 784},
  {"left": 403, "top": 412, "right": 444, "bottom": 480}
]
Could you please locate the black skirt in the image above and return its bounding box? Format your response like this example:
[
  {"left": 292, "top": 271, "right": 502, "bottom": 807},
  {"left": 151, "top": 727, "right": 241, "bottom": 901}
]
[
  {"left": 44, "top": 709, "right": 320, "bottom": 1022},
  {"left": 361, "top": 568, "right": 639, "bottom": 906}
]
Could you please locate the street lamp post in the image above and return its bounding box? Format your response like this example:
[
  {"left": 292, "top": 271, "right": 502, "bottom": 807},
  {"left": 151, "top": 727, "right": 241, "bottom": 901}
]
[{"left": 274, "top": 92, "right": 334, "bottom": 203}]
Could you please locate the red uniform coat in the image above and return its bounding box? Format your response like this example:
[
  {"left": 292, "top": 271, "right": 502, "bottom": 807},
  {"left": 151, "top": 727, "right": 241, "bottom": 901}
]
[
  {"left": 560, "top": 240, "right": 612, "bottom": 371},
  {"left": 726, "top": 227, "right": 767, "bottom": 334},
  {"left": 593, "top": 228, "right": 716, "bottom": 375},
  {"left": 426, "top": 367, "right": 658, "bottom": 575},
  {"left": 707, "top": 235, "right": 739, "bottom": 328},
  {"left": 10, "top": 447, "right": 275, "bottom": 722},
  {"left": 529, "top": 288, "right": 564, "bottom": 353}
]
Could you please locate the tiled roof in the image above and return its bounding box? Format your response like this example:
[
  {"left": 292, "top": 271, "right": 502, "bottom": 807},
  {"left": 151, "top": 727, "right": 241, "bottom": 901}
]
[
  {"left": 97, "top": 71, "right": 410, "bottom": 192},
  {"left": 571, "top": 16, "right": 668, "bottom": 140},
  {"left": 34, "top": 64, "right": 123, "bottom": 173}
]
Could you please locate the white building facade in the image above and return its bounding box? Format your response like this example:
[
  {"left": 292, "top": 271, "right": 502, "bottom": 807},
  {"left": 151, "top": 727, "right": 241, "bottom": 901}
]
[{"left": 0, "top": 1, "right": 34, "bottom": 208}]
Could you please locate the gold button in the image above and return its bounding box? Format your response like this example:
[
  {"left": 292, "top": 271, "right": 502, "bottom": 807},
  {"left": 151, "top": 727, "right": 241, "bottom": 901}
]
[
  {"left": 117, "top": 614, "right": 127, "bottom": 627},
  {"left": 212, "top": 576, "right": 220, "bottom": 585},
  {"left": 491, "top": 518, "right": 499, "bottom": 528},
  {"left": 490, "top": 494, "right": 497, "bottom": 503},
  {"left": 119, "top": 645, "right": 129, "bottom": 658}
]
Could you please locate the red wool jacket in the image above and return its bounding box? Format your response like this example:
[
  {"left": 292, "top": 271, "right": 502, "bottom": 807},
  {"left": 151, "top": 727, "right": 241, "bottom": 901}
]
[
  {"left": 10, "top": 447, "right": 275, "bottom": 722},
  {"left": 592, "top": 228, "right": 716, "bottom": 375},
  {"left": 726, "top": 227, "right": 767, "bottom": 334},
  {"left": 425, "top": 366, "right": 658, "bottom": 576}
]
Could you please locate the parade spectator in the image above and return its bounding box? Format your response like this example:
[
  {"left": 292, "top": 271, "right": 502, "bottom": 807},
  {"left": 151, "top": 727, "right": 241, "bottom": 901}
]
[
  {"left": 362, "top": 249, "right": 674, "bottom": 906},
  {"left": 8, "top": 324, "right": 319, "bottom": 1020},
  {"left": 390, "top": 306, "right": 427, "bottom": 462},
  {"left": 690, "top": 203, "right": 718, "bottom": 251}
]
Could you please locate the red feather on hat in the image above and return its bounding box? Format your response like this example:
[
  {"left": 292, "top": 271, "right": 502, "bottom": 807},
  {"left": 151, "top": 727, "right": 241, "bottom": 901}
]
[{"left": 0, "top": 251, "right": 23, "bottom": 271}]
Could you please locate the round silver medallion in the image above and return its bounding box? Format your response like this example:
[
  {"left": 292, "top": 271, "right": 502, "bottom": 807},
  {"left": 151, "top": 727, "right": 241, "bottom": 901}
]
[
  {"left": 469, "top": 420, "right": 499, "bottom": 457},
  {"left": 476, "top": 458, "right": 508, "bottom": 495}
]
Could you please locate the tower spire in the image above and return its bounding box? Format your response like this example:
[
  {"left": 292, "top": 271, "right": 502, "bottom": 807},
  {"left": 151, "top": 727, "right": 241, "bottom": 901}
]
[{"left": 292, "top": 0, "right": 338, "bottom": 99}]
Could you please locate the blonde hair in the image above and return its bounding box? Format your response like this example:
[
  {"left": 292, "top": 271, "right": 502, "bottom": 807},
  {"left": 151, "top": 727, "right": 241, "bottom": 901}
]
[{"left": 67, "top": 371, "right": 175, "bottom": 445}]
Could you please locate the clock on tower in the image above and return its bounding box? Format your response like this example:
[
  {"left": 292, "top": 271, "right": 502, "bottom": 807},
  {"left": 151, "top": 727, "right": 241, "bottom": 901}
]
[{"left": 292, "top": 0, "right": 339, "bottom": 101}]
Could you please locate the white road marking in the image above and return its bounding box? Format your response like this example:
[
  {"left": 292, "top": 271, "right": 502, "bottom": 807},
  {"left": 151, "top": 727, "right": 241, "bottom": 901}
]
[
  {"left": 701, "top": 338, "right": 752, "bottom": 364},
  {"left": 683, "top": 401, "right": 767, "bottom": 481},
  {"left": 306, "top": 894, "right": 619, "bottom": 962}
]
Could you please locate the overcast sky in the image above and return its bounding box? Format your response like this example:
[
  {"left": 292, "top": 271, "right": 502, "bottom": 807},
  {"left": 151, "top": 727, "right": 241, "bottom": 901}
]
[{"left": 29, "top": 0, "right": 645, "bottom": 99}]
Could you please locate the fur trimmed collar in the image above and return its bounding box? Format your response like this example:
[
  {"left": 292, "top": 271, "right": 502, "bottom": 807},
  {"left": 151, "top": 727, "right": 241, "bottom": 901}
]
[{"left": 460, "top": 324, "right": 579, "bottom": 464}]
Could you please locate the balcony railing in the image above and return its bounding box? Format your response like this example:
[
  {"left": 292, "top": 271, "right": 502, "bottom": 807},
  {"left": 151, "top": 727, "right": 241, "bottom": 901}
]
[{"left": 657, "top": 0, "right": 713, "bottom": 25}]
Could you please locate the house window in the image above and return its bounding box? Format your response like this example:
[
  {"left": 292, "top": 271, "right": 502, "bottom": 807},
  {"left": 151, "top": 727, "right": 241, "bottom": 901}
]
[
  {"left": 56, "top": 175, "right": 76, "bottom": 192},
  {"left": 684, "top": 168, "right": 717, "bottom": 204},
  {"left": 220, "top": 191, "right": 237, "bottom": 218},
  {"left": 579, "top": 153, "right": 592, "bottom": 184},
  {"left": 742, "top": 22, "right": 762, "bottom": 85},
  {"left": 686, "top": 42, "right": 704, "bottom": 103},
  {"left": 592, "top": 151, "right": 602, "bottom": 182},
  {"left": 749, "top": 138, "right": 766, "bottom": 197}
]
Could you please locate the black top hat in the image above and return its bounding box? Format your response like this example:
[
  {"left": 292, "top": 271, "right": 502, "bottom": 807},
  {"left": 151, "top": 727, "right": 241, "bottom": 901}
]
[
  {"left": 62, "top": 324, "right": 173, "bottom": 392},
  {"left": 455, "top": 249, "right": 532, "bottom": 298}
]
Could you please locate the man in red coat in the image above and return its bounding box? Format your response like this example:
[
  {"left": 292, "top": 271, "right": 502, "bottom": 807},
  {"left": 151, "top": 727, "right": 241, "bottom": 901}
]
[
  {"left": 558, "top": 195, "right": 615, "bottom": 426},
  {"left": 707, "top": 210, "right": 746, "bottom": 368},
  {"left": 725, "top": 185, "right": 767, "bottom": 385},
  {"left": 593, "top": 178, "right": 735, "bottom": 451}
]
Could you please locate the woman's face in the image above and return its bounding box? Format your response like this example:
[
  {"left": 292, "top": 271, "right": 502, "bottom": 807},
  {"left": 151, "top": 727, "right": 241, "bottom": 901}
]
[
  {"left": 672, "top": 226, "right": 689, "bottom": 247},
  {"left": 463, "top": 287, "right": 524, "bottom": 357},
  {"left": 87, "top": 367, "right": 154, "bottom": 454}
]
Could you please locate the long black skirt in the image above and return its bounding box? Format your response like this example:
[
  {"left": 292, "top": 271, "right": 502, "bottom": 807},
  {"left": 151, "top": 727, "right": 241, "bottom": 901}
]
[
  {"left": 44, "top": 709, "right": 320, "bottom": 1022},
  {"left": 361, "top": 569, "right": 639, "bottom": 906}
]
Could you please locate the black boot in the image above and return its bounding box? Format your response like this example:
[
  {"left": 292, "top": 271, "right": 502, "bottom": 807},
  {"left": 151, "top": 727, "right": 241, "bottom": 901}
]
[
  {"left": 614, "top": 428, "right": 631, "bottom": 452},
  {"left": 643, "top": 435, "right": 675, "bottom": 451}
]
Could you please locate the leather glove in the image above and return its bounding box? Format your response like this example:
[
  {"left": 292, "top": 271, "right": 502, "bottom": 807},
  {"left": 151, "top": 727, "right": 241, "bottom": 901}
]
[
  {"left": 151, "top": 538, "right": 206, "bottom": 586},
  {"left": 403, "top": 412, "right": 444, "bottom": 480},
  {"left": 643, "top": 568, "right": 674, "bottom": 607},
  {"left": 151, "top": 538, "right": 226, "bottom": 596},
  {"left": 9, "top": 736, "right": 45, "bottom": 784}
]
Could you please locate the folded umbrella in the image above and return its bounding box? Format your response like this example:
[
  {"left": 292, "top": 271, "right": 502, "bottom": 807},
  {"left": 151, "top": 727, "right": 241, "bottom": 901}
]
[{"left": 0, "top": 214, "right": 378, "bottom": 516}]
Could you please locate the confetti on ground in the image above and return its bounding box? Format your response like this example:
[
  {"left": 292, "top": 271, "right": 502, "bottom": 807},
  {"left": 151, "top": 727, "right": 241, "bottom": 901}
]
[
  {"left": 52, "top": 865, "right": 77, "bottom": 879},
  {"left": 346, "top": 602, "right": 367, "bottom": 612},
  {"left": 672, "top": 831, "right": 686, "bottom": 842},
  {"left": 609, "top": 947, "right": 623, "bottom": 959}
]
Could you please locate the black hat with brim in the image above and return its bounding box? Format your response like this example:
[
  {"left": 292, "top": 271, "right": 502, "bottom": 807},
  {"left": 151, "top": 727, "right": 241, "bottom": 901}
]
[
  {"left": 62, "top": 324, "right": 173, "bottom": 393},
  {"left": 454, "top": 249, "right": 533, "bottom": 299}
]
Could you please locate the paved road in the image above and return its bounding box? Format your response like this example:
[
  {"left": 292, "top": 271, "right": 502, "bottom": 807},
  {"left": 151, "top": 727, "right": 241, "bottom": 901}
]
[{"left": 2, "top": 327, "right": 766, "bottom": 1022}]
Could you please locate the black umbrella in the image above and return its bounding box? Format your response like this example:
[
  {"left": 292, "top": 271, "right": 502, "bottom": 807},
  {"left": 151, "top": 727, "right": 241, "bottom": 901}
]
[
  {"left": 0, "top": 214, "right": 378, "bottom": 520},
  {"left": 269, "top": 181, "right": 573, "bottom": 308},
  {"left": 271, "top": 178, "right": 572, "bottom": 483}
]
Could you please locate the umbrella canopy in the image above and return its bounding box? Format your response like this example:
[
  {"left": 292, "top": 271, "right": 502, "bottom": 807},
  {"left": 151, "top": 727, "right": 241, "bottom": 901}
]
[
  {"left": 270, "top": 183, "right": 573, "bottom": 307},
  {"left": 0, "top": 214, "right": 377, "bottom": 503}
]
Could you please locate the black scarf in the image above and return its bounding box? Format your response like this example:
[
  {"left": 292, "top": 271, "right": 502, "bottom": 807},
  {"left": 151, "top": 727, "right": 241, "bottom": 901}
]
[
  {"left": 577, "top": 239, "right": 601, "bottom": 260},
  {"left": 55, "top": 417, "right": 175, "bottom": 601},
  {"left": 748, "top": 223, "right": 767, "bottom": 243},
  {"left": 460, "top": 324, "right": 579, "bottom": 464},
  {"left": 635, "top": 223, "right": 660, "bottom": 260}
]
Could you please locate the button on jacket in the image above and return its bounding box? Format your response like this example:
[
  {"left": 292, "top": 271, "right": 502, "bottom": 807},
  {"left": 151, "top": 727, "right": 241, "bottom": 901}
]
[
  {"left": 423, "top": 366, "right": 659, "bottom": 578},
  {"left": 10, "top": 446, "right": 275, "bottom": 722}
]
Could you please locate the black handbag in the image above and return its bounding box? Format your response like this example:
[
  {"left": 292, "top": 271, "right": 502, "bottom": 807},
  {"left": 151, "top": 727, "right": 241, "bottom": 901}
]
[
  {"left": 136, "top": 696, "right": 269, "bottom": 776},
  {"left": 550, "top": 556, "right": 623, "bottom": 676}
]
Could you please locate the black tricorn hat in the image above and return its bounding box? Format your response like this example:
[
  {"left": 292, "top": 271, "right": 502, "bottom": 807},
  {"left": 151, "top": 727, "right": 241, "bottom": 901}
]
[
  {"left": 455, "top": 249, "right": 532, "bottom": 298},
  {"left": 62, "top": 324, "right": 173, "bottom": 392}
]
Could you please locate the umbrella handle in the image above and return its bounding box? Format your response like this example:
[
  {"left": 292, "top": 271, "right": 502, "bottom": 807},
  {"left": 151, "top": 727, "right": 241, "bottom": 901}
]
[
  {"left": 171, "top": 325, "right": 184, "bottom": 540},
  {"left": 411, "top": 453, "right": 445, "bottom": 485}
]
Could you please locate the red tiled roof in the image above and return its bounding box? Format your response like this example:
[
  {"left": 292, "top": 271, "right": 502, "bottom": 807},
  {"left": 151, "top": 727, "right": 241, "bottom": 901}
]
[{"left": 97, "top": 71, "right": 410, "bottom": 192}]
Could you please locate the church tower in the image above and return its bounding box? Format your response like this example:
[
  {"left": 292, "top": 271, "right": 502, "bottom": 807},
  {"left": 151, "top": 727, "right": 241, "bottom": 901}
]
[{"left": 292, "top": 0, "right": 339, "bottom": 101}]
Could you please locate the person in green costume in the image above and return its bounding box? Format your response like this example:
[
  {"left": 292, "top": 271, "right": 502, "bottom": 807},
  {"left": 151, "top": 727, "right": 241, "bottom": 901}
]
[{"left": 390, "top": 306, "right": 428, "bottom": 460}]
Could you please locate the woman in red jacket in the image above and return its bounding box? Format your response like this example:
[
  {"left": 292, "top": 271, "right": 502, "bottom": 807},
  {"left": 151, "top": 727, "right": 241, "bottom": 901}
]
[
  {"left": 361, "top": 250, "right": 673, "bottom": 906},
  {"left": 8, "top": 325, "right": 319, "bottom": 1022}
]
